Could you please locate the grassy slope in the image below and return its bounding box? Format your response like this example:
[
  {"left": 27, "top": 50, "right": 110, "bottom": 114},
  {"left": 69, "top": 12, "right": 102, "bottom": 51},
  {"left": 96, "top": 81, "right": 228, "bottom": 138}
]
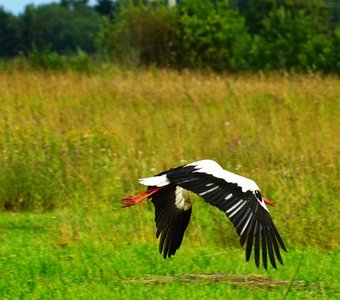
[{"left": 0, "top": 70, "right": 339, "bottom": 298}]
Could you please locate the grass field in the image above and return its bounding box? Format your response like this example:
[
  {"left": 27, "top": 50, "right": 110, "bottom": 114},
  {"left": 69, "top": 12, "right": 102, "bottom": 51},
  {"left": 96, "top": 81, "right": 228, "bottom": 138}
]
[{"left": 0, "top": 70, "right": 339, "bottom": 299}]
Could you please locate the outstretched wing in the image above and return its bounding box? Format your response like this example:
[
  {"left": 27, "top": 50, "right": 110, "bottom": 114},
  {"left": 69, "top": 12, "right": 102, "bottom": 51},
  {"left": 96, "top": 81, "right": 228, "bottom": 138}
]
[
  {"left": 166, "top": 160, "right": 286, "bottom": 269},
  {"left": 149, "top": 184, "right": 192, "bottom": 259}
]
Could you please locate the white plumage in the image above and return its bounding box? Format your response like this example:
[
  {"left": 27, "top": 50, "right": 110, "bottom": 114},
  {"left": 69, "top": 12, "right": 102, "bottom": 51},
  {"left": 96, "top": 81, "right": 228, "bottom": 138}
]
[
  {"left": 139, "top": 174, "right": 170, "bottom": 187},
  {"left": 187, "top": 160, "right": 260, "bottom": 192}
]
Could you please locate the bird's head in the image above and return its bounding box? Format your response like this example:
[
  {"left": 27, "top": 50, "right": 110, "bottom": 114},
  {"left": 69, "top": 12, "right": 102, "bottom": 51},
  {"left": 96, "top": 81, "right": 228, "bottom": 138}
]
[{"left": 254, "top": 190, "right": 275, "bottom": 207}]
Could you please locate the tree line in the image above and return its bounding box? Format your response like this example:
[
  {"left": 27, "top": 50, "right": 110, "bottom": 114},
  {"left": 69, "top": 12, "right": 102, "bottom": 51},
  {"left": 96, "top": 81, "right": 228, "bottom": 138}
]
[{"left": 0, "top": 0, "right": 339, "bottom": 73}]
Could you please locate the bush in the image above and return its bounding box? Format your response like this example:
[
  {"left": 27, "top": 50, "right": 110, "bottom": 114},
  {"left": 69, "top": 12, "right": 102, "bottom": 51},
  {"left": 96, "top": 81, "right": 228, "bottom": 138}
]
[
  {"left": 332, "top": 27, "right": 340, "bottom": 73},
  {"left": 0, "top": 154, "right": 64, "bottom": 211},
  {"left": 28, "top": 45, "right": 66, "bottom": 70},
  {"left": 250, "top": 6, "right": 335, "bottom": 72},
  {"left": 96, "top": 5, "right": 178, "bottom": 67},
  {"left": 175, "top": 0, "right": 251, "bottom": 71},
  {"left": 0, "top": 0, "right": 338, "bottom": 73},
  {"left": 27, "top": 46, "right": 92, "bottom": 71},
  {"left": 97, "top": 0, "right": 251, "bottom": 71}
]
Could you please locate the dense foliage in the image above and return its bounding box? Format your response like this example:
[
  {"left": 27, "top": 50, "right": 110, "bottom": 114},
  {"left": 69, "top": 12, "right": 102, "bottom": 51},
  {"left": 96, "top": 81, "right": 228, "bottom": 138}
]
[{"left": 0, "top": 0, "right": 339, "bottom": 72}]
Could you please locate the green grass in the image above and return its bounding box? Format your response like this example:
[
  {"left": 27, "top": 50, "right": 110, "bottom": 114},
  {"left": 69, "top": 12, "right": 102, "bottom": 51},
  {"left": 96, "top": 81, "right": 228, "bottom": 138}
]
[
  {"left": 0, "top": 211, "right": 338, "bottom": 299},
  {"left": 0, "top": 70, "right": 339, "bottom": 298}
]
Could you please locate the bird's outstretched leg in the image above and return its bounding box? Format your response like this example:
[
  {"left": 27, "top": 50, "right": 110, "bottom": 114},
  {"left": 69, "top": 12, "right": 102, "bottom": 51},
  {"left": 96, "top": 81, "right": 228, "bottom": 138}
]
[{"left": 121, "top": 186, "right": 163, "bottom": 208}]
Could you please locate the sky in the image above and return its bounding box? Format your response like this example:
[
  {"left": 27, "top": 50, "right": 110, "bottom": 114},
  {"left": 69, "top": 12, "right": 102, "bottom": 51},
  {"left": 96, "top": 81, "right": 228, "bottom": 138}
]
[{"left": 0, "top": 0, "right": 97, "bottom": 15}]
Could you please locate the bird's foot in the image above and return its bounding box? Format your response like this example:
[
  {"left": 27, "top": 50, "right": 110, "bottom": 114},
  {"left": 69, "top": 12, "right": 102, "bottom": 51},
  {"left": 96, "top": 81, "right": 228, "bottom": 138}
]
[{"left": 121, "top": 186, "right": 162, "bottom": 208}]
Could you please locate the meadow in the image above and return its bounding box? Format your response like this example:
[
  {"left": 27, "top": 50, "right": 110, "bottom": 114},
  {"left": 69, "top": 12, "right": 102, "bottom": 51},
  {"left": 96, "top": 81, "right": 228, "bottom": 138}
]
[{"left": 0, "top": 70, "right": 339, "bottom": 299}]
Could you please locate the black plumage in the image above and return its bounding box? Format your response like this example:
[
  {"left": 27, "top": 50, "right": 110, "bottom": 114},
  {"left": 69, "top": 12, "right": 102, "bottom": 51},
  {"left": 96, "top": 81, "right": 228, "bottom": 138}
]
[
  {"left": 151, "top": 184, "right": 192, "bottom": 258},
  {"left": 122, "top": 159, "right": 287, "bottom": 269},
  {"left": 164, "top": 165, "right": 286, "bottom": 269}
]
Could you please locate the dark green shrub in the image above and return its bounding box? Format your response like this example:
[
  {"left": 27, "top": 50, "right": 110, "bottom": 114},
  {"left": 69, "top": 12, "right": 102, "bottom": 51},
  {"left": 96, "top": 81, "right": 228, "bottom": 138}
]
[
  {"left": 27, "top": 46, "right": 91, "bottom": 71},
  {"left": 175, "top": 0, "right": 251, "bottom": 71},
  {"left": 97, "top": 0, "right": 251, "bottom": 71},
  {"left": 96, "top": 5, "right": 178, "bottom": 67},
  {"left": 0, "top": 157, "right": 63, "bottom": 211},
  {"left": 250, "top": 6, "right": 335, "bottom": 72},
  {"left": 28, "top": 45, "right": 67, "bottom": 70}
]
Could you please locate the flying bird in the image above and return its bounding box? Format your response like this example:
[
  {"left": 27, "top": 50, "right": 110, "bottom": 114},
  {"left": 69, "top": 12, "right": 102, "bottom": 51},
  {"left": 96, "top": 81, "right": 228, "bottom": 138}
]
[{"left": 121, "top": 159, "right": 286, "bottom": 269}]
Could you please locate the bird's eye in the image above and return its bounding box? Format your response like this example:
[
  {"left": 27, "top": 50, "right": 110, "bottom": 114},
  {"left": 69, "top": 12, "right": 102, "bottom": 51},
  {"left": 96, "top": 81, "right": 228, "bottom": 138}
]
[{"left": 254, "top": 190, "right": 262, "bottom": 201}]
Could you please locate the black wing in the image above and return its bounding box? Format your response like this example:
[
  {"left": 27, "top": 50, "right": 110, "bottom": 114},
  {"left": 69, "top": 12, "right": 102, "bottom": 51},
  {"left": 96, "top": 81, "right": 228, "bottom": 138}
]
[
  {"left": 166, "top": 165, "right": 286, "bottom": 269},
  {"left": 149, "top": 184, "right": 192, "bottom": 259}
]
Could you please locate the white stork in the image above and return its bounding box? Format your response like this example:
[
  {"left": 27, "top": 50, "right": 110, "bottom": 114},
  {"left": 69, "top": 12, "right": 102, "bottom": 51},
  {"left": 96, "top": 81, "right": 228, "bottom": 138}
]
[{"left": 122, "top": 159, "right": 286, "bottom": 269}]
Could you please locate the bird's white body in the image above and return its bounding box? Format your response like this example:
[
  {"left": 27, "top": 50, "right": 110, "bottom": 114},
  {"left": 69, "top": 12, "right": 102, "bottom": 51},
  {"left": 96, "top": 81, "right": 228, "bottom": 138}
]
[{"left": 174, "top": 186, "right": 192, "bottom": 211}]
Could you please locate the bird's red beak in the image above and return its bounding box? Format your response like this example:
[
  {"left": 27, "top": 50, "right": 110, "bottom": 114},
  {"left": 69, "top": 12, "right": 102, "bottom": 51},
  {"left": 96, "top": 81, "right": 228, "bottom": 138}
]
[{"left": 262, "top": 197, "right": 275, "bottom": 207}]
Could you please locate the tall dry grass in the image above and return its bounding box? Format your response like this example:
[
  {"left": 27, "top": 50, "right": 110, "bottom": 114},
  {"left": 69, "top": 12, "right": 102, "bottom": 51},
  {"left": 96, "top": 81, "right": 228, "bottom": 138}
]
[{"left": 0, "top": 70, "right": 339, "bottom": 250}]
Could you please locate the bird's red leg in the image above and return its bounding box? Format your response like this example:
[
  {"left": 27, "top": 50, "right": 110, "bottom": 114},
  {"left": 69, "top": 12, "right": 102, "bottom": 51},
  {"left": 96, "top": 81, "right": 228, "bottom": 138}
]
[{"left": 121, "top": 186, "right": 163, "bottom": 208}]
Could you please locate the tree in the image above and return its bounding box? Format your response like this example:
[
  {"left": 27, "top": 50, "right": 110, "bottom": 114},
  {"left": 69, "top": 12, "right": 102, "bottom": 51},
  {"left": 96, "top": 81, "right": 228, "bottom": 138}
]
[
  {"left": 251, "top": 6, "right": 334, "bottom": 71},
  {"left": 0, "top": 7, "right": 22, "bottom": 57},
  {"left": 236, "top": 0, "right": 276, "bottom": 33},
  {"left": 175, "top": 0, "right": 251, "bottom": 71},
  {"left": 20, "top": 3, "right": 101, "bottom": 54},
  {"left": 95, "top": 0, "right": 120, "bottom": 20},
  {"left": 95, "top": 0, "right": 114, "bottom": 15},
  {"left": 59, "top": 0, "right": 89, "bottom": 9},
  {"left": 96, "top": 4, "right": 178, "bottom": 67},
  {"left": 236, "top": 0, "right": 334, "bottom": 34}
]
